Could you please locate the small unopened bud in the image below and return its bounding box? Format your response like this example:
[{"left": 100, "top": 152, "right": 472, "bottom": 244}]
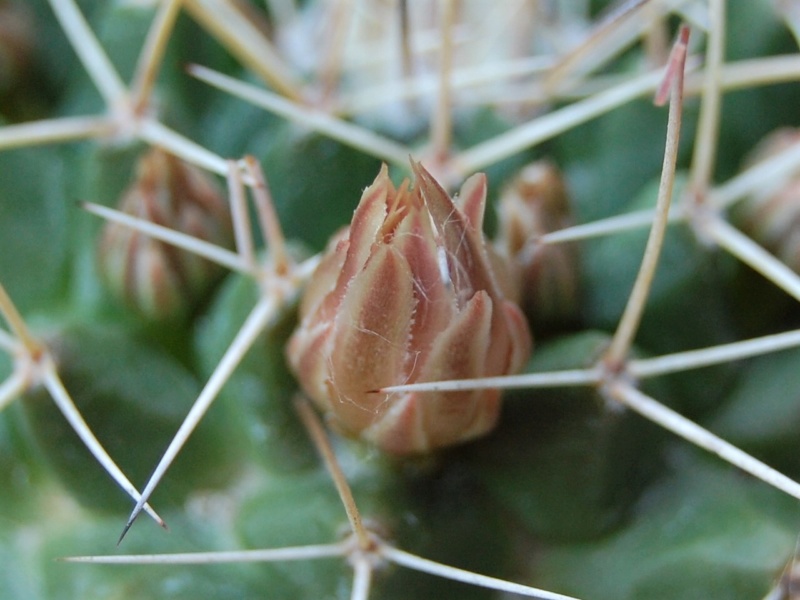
[
  {"left": 0, "top": 0, "right": 43, "bottom": 123},
  {"left": 98, "top": 148, "right": 232, "bottom": 320},
  {"left": 0, "top": 1, "right": 34, "bottom": 94},
  {"left": 496, "top": 160, "right": 580, "bottom": 328},
  {"left": 734, "top": 128, "right": 800, "bottom": 273},
  {"left": 287, "top": 162, "right": 532, "bottom": 455}
]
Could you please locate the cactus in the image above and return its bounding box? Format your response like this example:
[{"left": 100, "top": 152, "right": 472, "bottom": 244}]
[{"left": 3, "top": 1, "right": 800, "bottom": 599}]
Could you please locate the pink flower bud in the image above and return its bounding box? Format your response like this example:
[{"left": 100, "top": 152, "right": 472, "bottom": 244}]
[
  {"left": 735, "top": 128, "right": 800, "bottom": 273},
  {"left": 98, "top": 148, "right": 232, "bottom": 320},
  {"left": 287, "top": 162, "right": 532, "bottom": 454},
  {"left": 495, "top": 160, "right": 580, "bottom": 328}
]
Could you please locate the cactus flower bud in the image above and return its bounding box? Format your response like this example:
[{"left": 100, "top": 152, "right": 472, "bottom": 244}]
[
  {"left": 734, "top": 128, "right": 800, "bottom": 273},
  {"left": 0, "top": 0, "right": 40, "bottom": 122},
  {"left": 0, "top": 1, "right": 34, "bottom": 94},
  {"left": 287, "top": 162, "right": 532, "bottom": 454},
  {"left": 496, "top": 160, "right": 580, "bottom": 328},
  {"left": 98, "top": 148, "right": 232, "bottom": 320}
]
